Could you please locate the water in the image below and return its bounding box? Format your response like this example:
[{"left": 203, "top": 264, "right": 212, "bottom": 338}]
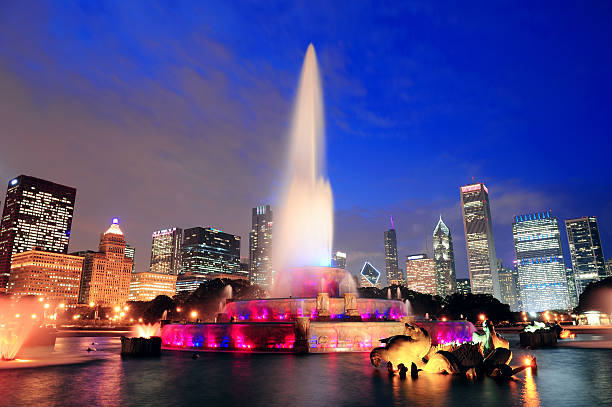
[
  {"left": 273, "top": 44, "right": 333, "bottom": 295},
  {"left": 1, "top": 335, "right": 610, "bottom": 407}
]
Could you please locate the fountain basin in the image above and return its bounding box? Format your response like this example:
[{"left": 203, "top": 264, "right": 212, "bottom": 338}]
[{"left": 224, "top": 297, "right": 408, "bottom": 322}]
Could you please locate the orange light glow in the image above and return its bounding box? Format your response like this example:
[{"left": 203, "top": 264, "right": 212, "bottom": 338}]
[
  {"left": 479, "top": 314, "right": 486, "bottom": 321},
  {"left": 190, "top": 311, "right": 198, "bottom": 318},
  {"left": 524, "top": 357, "right": 531, "bottom": 366},
  {"left": 441, "top": 317, "right": 447, "bottom": 322}
]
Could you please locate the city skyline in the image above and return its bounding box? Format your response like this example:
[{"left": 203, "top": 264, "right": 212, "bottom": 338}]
[{"left": 1, "top": 3, "right": 611, "bottom": 284}]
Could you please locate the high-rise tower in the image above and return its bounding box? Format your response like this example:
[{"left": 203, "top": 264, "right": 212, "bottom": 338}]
[
  {"left": 0, "top": 175, "right": 76, "bottom": 292},
  {"left": 78, "top": 219, "right": 133, "bottom": 306},
  {"left": 182, "top": 227, "right": 240, "bottom": 275},
  {"left": 513, "top": 211, "right": 569, "bottom": 312},
  {"left": 565, "top": 217, "right": 606, "bottom": 295},
  {"left": 460, "top": 183, "right": 500, "bottom": 299},
  {"left": 384, "top": 218, "right": 403, "bottom": 285},
  {"left": 432, "top": 216, "right": 457, "bottom": 296},
  {"left": 249, "top": 205, "right": 273, "bottom": 288},
  {"left": 150, "top": 228, "right": 183, "bottom": 275}
]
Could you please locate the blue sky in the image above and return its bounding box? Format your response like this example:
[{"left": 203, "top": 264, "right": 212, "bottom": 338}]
[{"left": 1, "top": 1, "right": 611, "bottom": 282}]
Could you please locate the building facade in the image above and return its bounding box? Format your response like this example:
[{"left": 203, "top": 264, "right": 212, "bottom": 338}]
[
  {"left": 125, "top": 244, "right": 135, "bottom": 273},
  {"left": 8, "top": 249, "right": 83, "bottom": 305},
  {"left": 513, "top": 211, "right": 569, "bottom": 312},
  {"left": 129, "top": 272, "right": 177, "bottom": 301},
  {"left": 432, "top": 216, "right": 457, "bottom": 296},
  {"left": 565, "top": 267, "right": 579, "bottom": 309},
  {"left": 384, "top": 227, "right": 403, "bottom": 285},
  {"left": 181, "top": 227, "right": 240, "bottom": 276},
  {"left": 405, "top": 254, "right": 436, "bottom": 295},
  {"left": 331, "top": 251, "right": 347, "bottom": 269},
  {"left": 248, "top": 205, "right": 273, "bottom": 288},
  {"left": 606, "top": 259, "right": 612, "bottom": 278},
  {"left": 459, "top": 183, "right": 500, "bottom": 299},
  {"left": 0, "top": 175, "right": 76, "bottom": 292},
  {"left": 359, "top": 261, "right": 381, "bottom": 288},
  {"left": 498, "top": 265, "right": 521, "bottom": 312},
  {"left": 456, "top": 278, "right": 471, "bottom": 295},
  {"left": 150, "top": 228, "right": 182, "bottom": 275},
  {"left": 78, "top": 219, "right": 133, "bottom": 306},
  {"left": 565, "top": 217, "right": 606, "bottom": 295}
]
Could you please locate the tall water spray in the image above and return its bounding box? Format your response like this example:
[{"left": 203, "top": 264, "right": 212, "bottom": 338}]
[{"left": 273, "top": 44, "right": 333, "bottom": 294}]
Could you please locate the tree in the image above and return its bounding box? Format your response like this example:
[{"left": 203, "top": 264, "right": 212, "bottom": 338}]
[{"left": 143, "top": 295, "right": 175, "bottom": 323}]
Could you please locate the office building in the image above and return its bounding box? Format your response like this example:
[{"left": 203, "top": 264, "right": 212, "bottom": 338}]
[
  {"left": 331, "top": 251, "right": 347, "bottom": 269},
  {"left": 0, "top": 175, "right": 76, "bottom": 292},
  {"left": 181, "top": 227, "right": 240, "bottom": 275},
  {"left": 405, "top": 254, "right": 436, "bottom": 295},
  {"left": 78, "top": 219, "right": 133, "bottom": 306},
  {"left": 459, "top": 183, "right": 500, "bottom": 299},
  {"left": 384, "top": 225, "right": 403, "bottom": 285},
  {"left": 565, "top": 217, "right": 606, "bottom": 295},
  {"left": 8, "top": 249, "right": 83, "bottom": 305},
  {"left": 566, "top": 267, "right": 579, "bottom": 309},
  {"left": 456, "top": 278, "right": 471, "bottom": 295},
  {"left": 360, "top": 262, "right": 381, "bottom": 288},
  {"left": 125, "top": 244, "right": 135, "bottom": 273},
  {"left": 433, "top": 216, "right": 457, "bottom": 296},
  {"left": 175, "top": 271, "right": 247, "bottom": 296},
  {"left": 129, "top": 271, "right": 177, "bottom": 301},
  {"left": 498, "top": 265, "right": 521, "bottom": 312},
  {"left": 513, "top": 211, "right": 569, "bottom": 312},
  {"left": 249, "top": 205, "right": 273, "bottom": 288},
  {"left": 150, "top": 228, "right": 182, "bottom": 275},
  {"left": 606, "top": 259, "right": 612, "bottom": 278}
]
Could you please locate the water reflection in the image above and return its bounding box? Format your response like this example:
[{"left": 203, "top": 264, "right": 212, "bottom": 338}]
[
  {"left": 1, "top": 336, "right": 611, "bottom": 407},
  {"left": 523, "top": 368, "right": 540, "bottom": 407}
]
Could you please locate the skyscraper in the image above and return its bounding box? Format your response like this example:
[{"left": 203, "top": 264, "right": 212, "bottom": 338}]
[
  {"left": 565, "top": 267, "right": 579, "bottom": 309},
  {"left": 460, "top": 183, "right": 500, "bottom": 299},
  {"left": 405, "top": 254, "right": 436, "bottom": 295},
  {"left": 360, "top": 261, "right": 382, "bottom": 288},
  {"left": 565, "top": 217, "right": 606, "bottom": 295},
  {"left": 432, "top": 216, "right": 457, "bottom": 296},
  {"left": 606, "top": 259, "right": 612, "bottom": 278},
  {"left": 150, "top": 228, "right": 183, "bottom": 275},
  {"left": 384, "top": 222, "right": 403, "bottom": 285},
  {"left": 0, "top": 175, "right": 76, "bottom": 292},
  {"left": 181, "top": 227, "right": 240, "bottom": 276},
  {"left": 513, "top": 211, "right": 569, "bottom": 312},
  {"left": 498, "top": 264, "right": 521, "bottom": 312},
  {"left": 331, "top": 251, "right": 347, "bottom": 269},
  {"left": 78, "top": 219, "right": 133, "bottom": 306},
  {"left": 456, "top": 278, "right": 471, "bottom": 295},
  {"left": 125, "top": 244, "right": 135, "bottom": 273},
  {"left": 249, "top": 205, "right": 273, "bottom": 288}
]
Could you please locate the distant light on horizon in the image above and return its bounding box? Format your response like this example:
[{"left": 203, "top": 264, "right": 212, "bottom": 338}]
[{"left": 112, "top": 217, "right": 119, "bottom": 224}]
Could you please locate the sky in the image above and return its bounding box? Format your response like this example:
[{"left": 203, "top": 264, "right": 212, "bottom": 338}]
[{"left": 1, "top": 1, "right": 611, "bottom": 284}]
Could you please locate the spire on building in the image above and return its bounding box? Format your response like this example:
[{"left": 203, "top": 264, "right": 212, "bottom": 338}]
[{"left": 104, "top": 218, "right": 124, "bottom": 235}]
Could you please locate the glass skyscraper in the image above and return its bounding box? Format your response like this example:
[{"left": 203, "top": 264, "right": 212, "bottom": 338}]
[
  {"left": 513, "top": 211, "right": 569, "bottom": 312},
  {"left": 498, "top": 264, "right": 521, "bottom": 312},
  {"left": 384, "top": 225, "right": 403, "bottom": 285},
  {"left": 460, "top": 183, "right": 500, "bottom": 299},
  {"left": 150, "top": 227, "right": 183, "bottom": 275},
  {"left": 565, "top": 217, "right": 606, "bottom": 295},
  {"left": 181, "top": 227, "right": 241, "bottom": 275},
  {"left": 331, "top": 250, "right": 347, "bottom": 269},
  {"left": 405, "top": 254, "right": 437, "bottom": 295},
  {"left": 249, "top": 205, "right": 273, "bottom": 288},
  {"left": 456, "top": 278, "right": 471, "bottom": 295},
  {"left": 360, "top": 261, "right": 381, "bottom": 288},
  {"left": 432, "top": 216, "right": 457, "bottom": 296},
  {"left": 0, "top": 175, "right": 76, "bottom": 292}
]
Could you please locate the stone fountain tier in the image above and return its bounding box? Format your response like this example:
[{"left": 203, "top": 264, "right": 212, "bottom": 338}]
[{"left": 224, "top": 294, "right": 409, "bottom": 322}]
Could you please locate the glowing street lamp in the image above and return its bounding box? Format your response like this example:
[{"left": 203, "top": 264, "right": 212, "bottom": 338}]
[
  {"left": 114, "top": 306, "right": 121, "bottom": 313},
  {"left": 123, "top": 306, "right": 129, "bottom": 311},
  {"left": 479, "top": 314, "right": 486, "bottom": 321},
  {"left": 44, "top": 303, "right": 50, "bottom": 309},
  {"left": 176, "top": 307, "right": 182, "bottom": 312},
  {"left": 89, "top": 301, "right": 95, "bottom": 307},
  {"left": 190, "top": 311, "right": 198, "bottom": 319},
  {"left": 59, "top": 303, "right": 65, "bottom": 309}
]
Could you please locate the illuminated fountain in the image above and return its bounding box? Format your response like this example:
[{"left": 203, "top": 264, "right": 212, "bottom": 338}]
[{"left": 161, "top": 44, "right": 472, "bottom": 353}]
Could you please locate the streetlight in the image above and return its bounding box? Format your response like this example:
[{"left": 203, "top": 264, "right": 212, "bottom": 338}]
[
  {"left": 124, "top": 306, "right": 129, "bottom": 311},
  {"left": 190, "top": 311, "right": 198, "bottom": 320},
  {"left": 114, "top": 306, "right": 121, "bottom": 313},
  {"left": 479, "top": 314, "right": 486, "bottom": 322},
  {"left": 89, "top": 301, "right": 95, "bottom": 307}
]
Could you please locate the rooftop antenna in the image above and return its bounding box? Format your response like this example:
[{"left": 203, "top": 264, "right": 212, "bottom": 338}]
[{"left": 390, "top": 215, "right": 394, "bottom": 230}]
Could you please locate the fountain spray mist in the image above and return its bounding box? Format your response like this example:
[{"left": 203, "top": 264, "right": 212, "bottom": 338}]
[{"left": 273, "top": 44, "right": 333, "bottom": 295}]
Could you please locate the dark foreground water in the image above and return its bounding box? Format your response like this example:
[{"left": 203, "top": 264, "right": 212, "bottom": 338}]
[{"left": 1, "top": 335, "right": 611, "bottom": 407}]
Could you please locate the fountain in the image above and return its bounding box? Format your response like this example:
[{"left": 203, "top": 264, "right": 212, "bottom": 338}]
[{"left": 161, "top": 44, "right": 473, "bottom": 353}]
